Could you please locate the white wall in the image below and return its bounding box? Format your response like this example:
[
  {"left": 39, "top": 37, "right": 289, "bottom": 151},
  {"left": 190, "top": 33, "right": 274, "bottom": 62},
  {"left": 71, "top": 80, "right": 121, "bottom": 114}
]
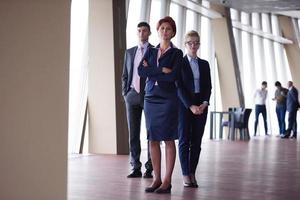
[{"left": 0, "top": 1, "right": 70, "bottom": 199}]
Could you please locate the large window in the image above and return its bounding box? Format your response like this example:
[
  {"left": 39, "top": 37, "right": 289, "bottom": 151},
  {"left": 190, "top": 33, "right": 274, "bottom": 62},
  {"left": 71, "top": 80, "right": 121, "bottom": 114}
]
[
  {"left": 126, "top": 0, "right": 142, "bottom": 48},
  {"left": 185, "top": 9, "right": 196, "bottom": 32},
  {"left": 69, "top": 0, "right": 89, "bottom": 154},
  {"left": 149, "top": 0, "right": 161, "bottom": 45},
  {"left": 169, "top": 3, "right": 180, "bottom": 47}
]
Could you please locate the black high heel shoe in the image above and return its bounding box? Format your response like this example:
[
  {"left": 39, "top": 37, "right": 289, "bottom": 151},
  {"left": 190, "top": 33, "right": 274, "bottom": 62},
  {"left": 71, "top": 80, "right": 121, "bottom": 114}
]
[
  {"left": 145, "top": 183, "right": 161, "bottom": 193},
  {"left": 155, "top": 184, "right": 172, "bottom": 194}
]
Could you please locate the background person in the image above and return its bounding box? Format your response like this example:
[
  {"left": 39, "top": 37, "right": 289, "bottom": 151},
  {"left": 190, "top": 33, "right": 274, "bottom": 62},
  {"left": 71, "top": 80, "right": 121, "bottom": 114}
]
[
  {"left": 282, "top": 81, "right": 299, "bottom": 139},
  {"left": 253, "top": 81, "right": 269, "bottom": 136},
  {"left": 272, "top": 81, "right": 288, "bottom": 137}
]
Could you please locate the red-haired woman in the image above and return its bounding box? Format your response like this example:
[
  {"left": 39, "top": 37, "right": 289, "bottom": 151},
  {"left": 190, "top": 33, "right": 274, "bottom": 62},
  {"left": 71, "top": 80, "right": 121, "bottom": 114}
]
[{"left": 138, "top": 16, "right": 183, "bottom": 194}]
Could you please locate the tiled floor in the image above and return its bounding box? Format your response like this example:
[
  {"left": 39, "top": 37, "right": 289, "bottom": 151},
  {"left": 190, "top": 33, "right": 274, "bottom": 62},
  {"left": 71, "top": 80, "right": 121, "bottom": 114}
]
[{"left": 68, "top": 136, "right": 300, "bottom": 200}]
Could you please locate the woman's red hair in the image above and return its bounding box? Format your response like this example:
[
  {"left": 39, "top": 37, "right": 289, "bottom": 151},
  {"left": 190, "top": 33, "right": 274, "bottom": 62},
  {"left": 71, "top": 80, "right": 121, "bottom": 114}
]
[{"left": 156, "top": 16, "right": 176, "bottom": 36}]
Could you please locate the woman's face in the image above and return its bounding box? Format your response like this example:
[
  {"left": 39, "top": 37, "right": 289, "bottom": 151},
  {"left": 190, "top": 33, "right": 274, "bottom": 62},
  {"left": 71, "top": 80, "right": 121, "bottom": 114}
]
[
  {"left": 185, "top": 36, "right": 200, "bottom": 55},
  {"left": 158, "top": 22, "right": 174, "bottom": 41}
]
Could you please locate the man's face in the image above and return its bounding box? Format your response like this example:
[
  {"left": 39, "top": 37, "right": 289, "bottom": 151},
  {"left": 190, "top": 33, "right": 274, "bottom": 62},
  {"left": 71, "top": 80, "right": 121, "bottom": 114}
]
[
  {"left": 137, "top": 26, "right": 151, "bottom": 43},
  {"left": 262, "top": 84, "right": 267, "bottom": 89}
]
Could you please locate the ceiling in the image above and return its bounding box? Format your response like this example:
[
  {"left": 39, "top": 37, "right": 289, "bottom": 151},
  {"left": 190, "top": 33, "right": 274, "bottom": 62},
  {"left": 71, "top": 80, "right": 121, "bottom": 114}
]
[{"left": 203, "top": 0, "right": 300, "bottom": 18}]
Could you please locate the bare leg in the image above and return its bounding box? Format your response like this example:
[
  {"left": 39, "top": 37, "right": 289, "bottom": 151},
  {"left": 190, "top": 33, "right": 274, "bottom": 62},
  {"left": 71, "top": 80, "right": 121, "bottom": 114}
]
[
  {"left": 148, "top": 141, "right": 162, "bottom": 187},
  {"left": 160, "top": 140, "right": 176, "bottom": 189}
]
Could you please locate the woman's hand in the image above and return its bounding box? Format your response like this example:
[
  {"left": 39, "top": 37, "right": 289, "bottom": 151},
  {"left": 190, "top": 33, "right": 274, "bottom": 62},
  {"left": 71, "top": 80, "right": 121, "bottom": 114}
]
[
  {"left": 198, "top": 103, "right": 207, "bottom": 114},
  {"left": 162, "top": 67, "right": 172, "bottom": 74},
  {"left": 189, "top": 105, "right": 201, "bottom": 115}
]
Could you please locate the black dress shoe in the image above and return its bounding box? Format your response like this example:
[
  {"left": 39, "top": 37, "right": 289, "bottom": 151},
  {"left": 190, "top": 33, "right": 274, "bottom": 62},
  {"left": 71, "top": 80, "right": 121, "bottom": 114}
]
[
  {"left": 155, "top": 184, "right": 172, "bottom": 194},
  {"left": 143, "top": 170, "right": 153, "bottom": 178},
  {"left": 145, "top": 184, "right": 161, "bottom": 193},
  {"left": 281, "top": 134, "right": 290, "bottom": 139},
  {"left": 191, "top": 182, "right": 199, "bottom": 188},
  {"left": 127, "top": 170, "right": 142, "bottom": 178},
  {"left": 183, "top": 182, "right": 193, "bottom": 187}
]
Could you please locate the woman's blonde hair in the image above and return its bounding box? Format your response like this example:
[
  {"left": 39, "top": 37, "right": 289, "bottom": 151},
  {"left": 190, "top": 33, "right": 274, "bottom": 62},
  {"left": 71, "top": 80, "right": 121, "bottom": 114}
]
[{"left": 184, "top": 30, "right": 200, "bottom": 43}]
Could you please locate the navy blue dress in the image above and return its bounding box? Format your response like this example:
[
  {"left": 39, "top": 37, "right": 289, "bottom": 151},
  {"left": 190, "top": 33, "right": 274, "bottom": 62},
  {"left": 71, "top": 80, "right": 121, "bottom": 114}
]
[{"left": 138, "top": 43, "right": 183, "bottom": 141}]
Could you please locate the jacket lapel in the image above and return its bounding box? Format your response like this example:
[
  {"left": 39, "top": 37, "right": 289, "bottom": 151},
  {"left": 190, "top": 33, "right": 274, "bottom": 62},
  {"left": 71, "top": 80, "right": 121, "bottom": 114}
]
[
  {"left": 184, "top": 56, "right": 194, "bottom": 79},
  {"left": 129, "top": 46, "right": 138, "bottom": 77}
]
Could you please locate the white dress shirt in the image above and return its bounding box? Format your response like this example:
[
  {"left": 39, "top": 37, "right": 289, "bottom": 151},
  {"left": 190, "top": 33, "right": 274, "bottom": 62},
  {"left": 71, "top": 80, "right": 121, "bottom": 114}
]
[
  {"left": 131, "top": 42, "right": 148, "bottom": 93},
  {"left": 254, "top": 89, "right": 268, "bottom": 105}
]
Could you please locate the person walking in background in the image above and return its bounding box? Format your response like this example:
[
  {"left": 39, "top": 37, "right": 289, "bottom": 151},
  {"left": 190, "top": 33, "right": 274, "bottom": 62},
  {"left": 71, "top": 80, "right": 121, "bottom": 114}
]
[
  {"left": 138, "top": 16, "right": 182, "bottom": 194},
  {"left": 282, "top": 81, "right": 299, "bottom": 139},
  {"left": 254, "top": 81, "right": 269, "bottom": 136},
  {"left": 273, "top": 81, "right": 288, "bottom": 137},
  {"left": 177, "top": 30, "right": 211, "bottom": 188},
  {"left": 122, "top": 22, "right": 153, "bottom": 178}
]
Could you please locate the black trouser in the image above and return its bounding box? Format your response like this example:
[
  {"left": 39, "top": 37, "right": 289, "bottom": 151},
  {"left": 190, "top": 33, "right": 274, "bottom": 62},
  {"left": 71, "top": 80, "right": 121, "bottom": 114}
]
[
  {"left": 286, "top": 109, "right": 297, "bottom": 137},
  {"left": 254, "top": 104, "right": 268, "bottom": 135},
  {"left": 125, "top": 88, "right": 152, "bottom": 171},
  {"left": 178, "top": 93, "right": 208, "bottom": 175}
]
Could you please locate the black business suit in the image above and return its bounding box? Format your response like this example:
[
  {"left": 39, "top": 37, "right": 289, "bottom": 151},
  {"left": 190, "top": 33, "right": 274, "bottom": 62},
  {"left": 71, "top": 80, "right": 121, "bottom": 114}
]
[
  {"left": 284, "top": 86, "right": 299, "bottom": 138},
  {"left": 122, "top": 43, "right": 153, "bottom": 171},
  {"left": 177, "top": 55, "right": 212, "bottom": 176}
]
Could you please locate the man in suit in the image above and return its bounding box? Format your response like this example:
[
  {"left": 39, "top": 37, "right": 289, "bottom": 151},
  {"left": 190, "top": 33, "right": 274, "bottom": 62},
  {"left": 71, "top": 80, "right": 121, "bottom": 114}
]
[
  {"left": 282, "top": 81, "right": 299, "bottom": 139},
  {"left": 122, "top": 22, "right": 153, "bottom": 178},
  {"left": 178, "top": 30, "right": 212, "bottom": 187}
]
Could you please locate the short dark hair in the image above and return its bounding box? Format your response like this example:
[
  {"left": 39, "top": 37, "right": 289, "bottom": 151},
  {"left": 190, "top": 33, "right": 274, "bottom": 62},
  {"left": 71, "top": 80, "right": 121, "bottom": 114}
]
[
  {"left": 137, "top": 22, "right": 151, "bottom": 32},
  {"left": 262, "top": 81, "right": 267, "bottom": 85},
  {"left": 275, "top": 81, "right": 281, "bottom": 87}
]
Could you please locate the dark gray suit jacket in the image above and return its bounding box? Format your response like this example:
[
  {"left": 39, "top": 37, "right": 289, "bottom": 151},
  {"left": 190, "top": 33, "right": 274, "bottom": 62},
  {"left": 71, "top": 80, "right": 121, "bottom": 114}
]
[
  {"left": 287, "top": 86, "right": 299, "bottom": 112},
  {"left": 122, "top": 44, "right": 153, "bottom": 104}
]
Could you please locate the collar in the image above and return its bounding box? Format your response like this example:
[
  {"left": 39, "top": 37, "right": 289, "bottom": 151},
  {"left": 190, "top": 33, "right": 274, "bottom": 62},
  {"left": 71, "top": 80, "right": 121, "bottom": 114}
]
[
  {"left": 155, "top": 42, "right": 176, "bottom": 49},
  {"left": 187, "top": 55, "right": 198, "bottom": 63},
  {"left": 138, "top": 42, "right": 149, "bottom": 49}
]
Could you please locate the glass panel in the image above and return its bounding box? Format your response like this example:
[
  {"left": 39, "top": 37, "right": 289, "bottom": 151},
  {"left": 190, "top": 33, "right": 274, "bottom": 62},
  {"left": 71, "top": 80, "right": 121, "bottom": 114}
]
[
  {"left": 126, "top": 0, "right": 142, "bottom": 48},
  {"left": 149, "top": 0, "right": 161, "bottom": 46},
  {"left": 69, "top": 0, "right": 89, "bottom": 154},
  {"left": 200, "top": 16, "right": 210, "bottom": 59},
  {"left": 169, "top": 3, "right": 180, "bottom": 47},
  {"left": 185, "top": 9, "right": 196, "bottom": 32}
]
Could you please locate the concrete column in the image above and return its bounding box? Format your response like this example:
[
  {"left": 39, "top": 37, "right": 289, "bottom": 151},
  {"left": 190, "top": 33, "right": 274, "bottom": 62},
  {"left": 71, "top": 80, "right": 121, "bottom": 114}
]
[
  {"left": 278, "top": 15, "right": 300, "bottom": 87},
  {"left": 0, "top": 0, "right": 69, "bottom": 199},
  {"left": 89, "top": 0, "right": 117, "bottom": 154},
  {"left": 113, "top": 0, "right": 129, "bottom": 154},
  {"left": 211, "top": 4, "right": 243, "bottom": 109}
]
